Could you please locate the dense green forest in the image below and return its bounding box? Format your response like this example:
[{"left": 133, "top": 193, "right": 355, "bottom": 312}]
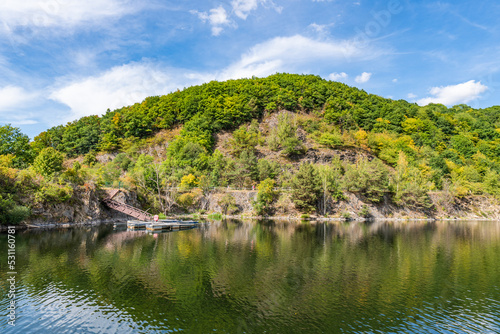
[{"left": 1, "top": 73, "right": 500, "bottom": 224}]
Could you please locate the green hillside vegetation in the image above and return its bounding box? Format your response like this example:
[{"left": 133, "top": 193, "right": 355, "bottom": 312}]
[{"left": 1, "top": 73, "right": 500, "bottom": 223}]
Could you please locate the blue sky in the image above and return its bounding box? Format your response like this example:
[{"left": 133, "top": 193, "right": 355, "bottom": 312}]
[{"left": 0, "top": 0, "right": 499, "bottom": 138}]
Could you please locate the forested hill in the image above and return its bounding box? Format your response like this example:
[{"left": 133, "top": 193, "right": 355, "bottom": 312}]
[
  {"left": 32, "top": 73, "right": 500, "bottom": 159},
  {"left": 1, "top": 73, "right": 500, "bottom": 223}
]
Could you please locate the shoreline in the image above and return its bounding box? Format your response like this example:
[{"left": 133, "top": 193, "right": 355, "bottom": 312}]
[{"left": 3, "top": 215, "right": 499, "bottom": 232}]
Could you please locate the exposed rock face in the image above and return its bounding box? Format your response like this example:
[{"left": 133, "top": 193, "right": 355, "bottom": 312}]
[
  {"left": 26, "top": 188, "right": 140, "bottom": 225},
  {"left": 201, "top": 190, "right": 500, "bottom": 220},
  {"left": 24, "top": 185, "right": 500, "bottom": 226},
  {"left": 209, "top": 190, "right": 258, "bottom": 214}
]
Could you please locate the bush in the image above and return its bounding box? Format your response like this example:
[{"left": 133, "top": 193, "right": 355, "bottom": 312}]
[
  {"left": 35, "top": 183, "right": 73, "bottom": 204},
  {"left": 253, "top": 178, "right": 277, "bottom": 215},
  {"left": 267, "top": 112, "right": 305, "bottom": 156},
  {"left": 33, "top": 147, "right": 64, "bottom": 177},
  {"left": 342, "top": 158, "right": 389, "bottom": 203},
  {"left": 0, "top": 194, "right": 30, "bottom": 225},
  {"left": 218, "top": 193, "right": 238, "bottom": 215},
  {"left": 83, "top": 151, "right": 98, "bottom": 166},
  {"left": 359, "top": 205, "right": 370, "bottom": 218},
  {"left": 341, "top": 212, "right": 352, "bottom": 220}
]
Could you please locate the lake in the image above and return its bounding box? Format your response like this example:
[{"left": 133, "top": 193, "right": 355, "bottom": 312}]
[{"left": 1, "top": 220, "right": 500, "bottom": 333}]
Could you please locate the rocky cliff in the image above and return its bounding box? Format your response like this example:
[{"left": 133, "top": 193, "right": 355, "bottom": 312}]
[{"left": 26, "top": 188, "right": 141, "bottom": 225}]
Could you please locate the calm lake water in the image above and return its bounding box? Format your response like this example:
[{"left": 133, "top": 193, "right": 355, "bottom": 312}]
[{"left": 1, "top": 220, "right": 500, "bottom": 333}]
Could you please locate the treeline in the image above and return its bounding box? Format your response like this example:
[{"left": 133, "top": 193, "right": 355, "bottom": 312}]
[{"left": 1, "top": 73, "right": 500, "bottom": 222}]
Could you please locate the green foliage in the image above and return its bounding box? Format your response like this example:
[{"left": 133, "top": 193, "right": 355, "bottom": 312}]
[
  {"left": 483, "top": 170, "right": 500, "bottom": 197},
  {"left": 5, "top": 73, "right": 500, "bottom": 218},
  {"left": 230, "top": 150, "right": 258, "bottom": 187},
  {"left": 218, "top": 193, "right": 238, "bottom": 215},
  {"left": 391, "top": 152, "right": 434, "bottom": 209},
  {"left": 179, "top": 174, "right": 198, "bottom": 190},
  {"left": 114, "top": 153, "right": 132, "bottom": 171},
  {"left": 229, "top": 124, "right": 260, "bottom": 155},
  {"left": 450, "top": 134, "right": 476, "bottom": 159},
  {"left": 341, "top": 212, "right": 352, "bottom": 220},
  {"left": 167, "top": 139, "right": 208, "bottom": 169},
  {"left": 342, "top": 158, "right": 389, "bottom": 203},
  {"left": 359, "top": 205, "right": 370, "bottom": 218},
  {"left": 0, "top": 194, "right": 30, "bottom": 225},
  {"left": 83, "top": 151, "right": 98, "bottom": 167},
  {"left": 61, "top": 162, "right": 86, "bottom": 185},
  {"left": 0, "top": 154, "right": 15, "bottom": 167},
  {"left": 32, "top": 147, "right": 64, "bottom": 177},
  {"left": 253, "top": 178, "right": 277, "bottom": 215},
  {"left": 0, "top": 124, "right": 33, "bottom": 168},
  {"left": 177, "top": 189, "right": 201, "bottom": 210},
  {"left": 207, "top": 212, "right": 223, "bottom": 220},
  {"left": 316, "top": 132, "right": 343, "bottom": 148},
  {"left": 291, "top": 162, "right": 322, "bottom": 213},
  {"left": 35, "top": 182, "right": 73, "bottom": 204},
  {"left": 268, "top": 112, "right": 306, "bottom": 156},
  {"left": 316, "top": 162, "right": 344, "bottom": 201},
  {"left": 257, "top": 159, "right": 280, "bottom": 181}
]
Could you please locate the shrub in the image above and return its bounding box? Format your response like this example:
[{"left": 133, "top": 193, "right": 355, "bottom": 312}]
[
  {"left": 359, "top": 205, "right": 370, "bottom": 218},
  {"left": 83, "top": 150, "right": 98, "bottom": 167},
  {"left": 341, "top": 212, "right": 352, "bottom": 220},
  {"left": 253, "top": 178, "right": 277, "bottom": 215},
  {"left": 33, "top": 147, "right": 64, "bottom": 177},
  {"left": 342, "top": 158, "right": 389, "bottom": 203},
  {"left": 218, "top": 193, "right": 238, "bottom": 215},
  {"left": 0, "top": 194, "right": 30, "bottom": 225}
]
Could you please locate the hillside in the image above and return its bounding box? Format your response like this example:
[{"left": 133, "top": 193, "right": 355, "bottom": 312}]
[{"left": 1, "top": 73, "right": 500, "bottom": 224}]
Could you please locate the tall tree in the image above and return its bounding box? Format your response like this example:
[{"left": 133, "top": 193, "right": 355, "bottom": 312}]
[
  {"left": 291, "top": 162, "right": 322, "bottom": 213},
  {"left": 0, "top": 124, "right": 33, "bottom": 168}
]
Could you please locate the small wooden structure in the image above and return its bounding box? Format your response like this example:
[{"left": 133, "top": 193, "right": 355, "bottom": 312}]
[{"left": 127, "top": 220, "right": 198, "bottom": 231}]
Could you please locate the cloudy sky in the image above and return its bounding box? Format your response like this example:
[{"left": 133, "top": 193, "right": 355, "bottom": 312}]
[{"left": 0, "top": 0, "right": 499, "bottom": 138}]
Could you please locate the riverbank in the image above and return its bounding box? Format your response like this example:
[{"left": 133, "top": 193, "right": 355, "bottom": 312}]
[
  {"left": 3, "top": 214, "right": 499, "bottom": 233},
  {"left": 5, "top": 187, "right": 500, "bottom": 230}
]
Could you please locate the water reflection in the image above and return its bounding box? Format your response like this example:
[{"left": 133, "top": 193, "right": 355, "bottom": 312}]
[{"left": 1, "top": 220, "right": 499, "bottom": 333}]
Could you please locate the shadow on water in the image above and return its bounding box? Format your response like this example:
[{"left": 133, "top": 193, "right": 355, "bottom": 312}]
[{"left": 1, "top": 219, "right": 500, "bottom": 333}]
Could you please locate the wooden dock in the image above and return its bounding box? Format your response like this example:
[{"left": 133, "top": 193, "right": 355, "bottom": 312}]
[{"left": 127, "top": 220, "right": 198, "bottom": 231}]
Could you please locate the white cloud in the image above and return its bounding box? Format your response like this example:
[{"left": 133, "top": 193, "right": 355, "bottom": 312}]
[
  {"left": 0, "top": 85, "right": 40, "bottom": 125},
  {"left": 417, "top": 80, "right": 488, "bottom": 106},
  {"left": 329, "top": 72, "right": 348, "bottom": 81},
  {"left": 49, "top": 62, "right": 205, "bottom": 122},
  {"left": 392, "top": 78, "right": 398, "bottom": 83},
  {"left": 407, "top": 93, "right": 417, "bottom": 99},
  {"left": 231, "top": 0, "right": 259, "bottom": 19},
  {"left": 220, "top": 35, "right": 380, "bottom": 80},
  {"left": 231, "top": 0, "right": 282, "bottom": 19},
  {"left": 0, "top": 86, "right": 37, "bottom": 111},
  {"left": 191, "top": 6, "right": 231, "bottom": 36},
  {"left": 0, "top": 0, "right": 138, "bottom": 32},
  {"left": 47, "top": 35, "right": 388, "bottom": 123},
  {"left": 192, "top": 1, "right": 281, "bottom": 35},
  {"left": 355, "top": 72, "right": 372, "bottom": 83}
]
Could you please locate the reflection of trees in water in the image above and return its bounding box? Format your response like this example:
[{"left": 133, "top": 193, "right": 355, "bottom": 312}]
[
  {"left": 4, "top": 220, "right": 500, "bottom": 333},
  {"left": 201, "top": 219, "right": 500, "bottom": 247}
]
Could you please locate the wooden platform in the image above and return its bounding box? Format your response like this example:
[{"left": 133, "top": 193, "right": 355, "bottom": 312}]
[{"left": 127, "top": 220, "right": 198, "bottom": 231}]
